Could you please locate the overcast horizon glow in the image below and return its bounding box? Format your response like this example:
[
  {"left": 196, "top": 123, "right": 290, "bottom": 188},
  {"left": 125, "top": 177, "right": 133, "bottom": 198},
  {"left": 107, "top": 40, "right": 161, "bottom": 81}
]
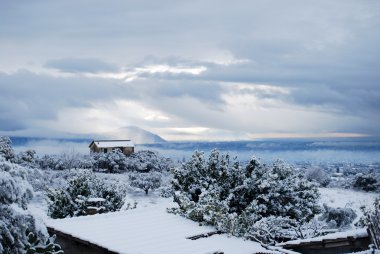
[{"left": 1, "top": 0, "right": 379, "bottom": 141}]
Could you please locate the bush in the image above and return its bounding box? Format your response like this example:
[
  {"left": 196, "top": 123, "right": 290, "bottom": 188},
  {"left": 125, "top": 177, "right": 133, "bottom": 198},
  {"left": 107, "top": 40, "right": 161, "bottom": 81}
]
[
  {"left": 306, "top": 167, "right": 331, "bottom": 187},
  {"left": 126, "top": 150, "right": 173, "bottom": 172},
  {"left": 15, "top": 149, "right": 38, "bottom": 168},
  {"left": 320, "top": 204, "right": 357, "bottom": 228},
  {"left": 25, "top": 232, "right": 63, "bottom": 254},
  {"left": 171, "top": 150, "right": 321, "bottom": 244},
  {"left": 357, "top": 198, "right": 380, "bottom": 249},
  {"left": 0, "top": 136, "right": 15, "bottom": 161},
  {"left": 0, "top": 155, "right": 49, "bottom": 253},
  {"left": 92, "top": 150, "right": 127, "bottom": 173},
  {"left": 47, "top": 170, "right": 127, "bottom": 218},
  {"left": 354, "top": 174, "right": 378, "bottom": 192},
  {"left": 39, "top": 153, "right": 93, "bottom": 171}
]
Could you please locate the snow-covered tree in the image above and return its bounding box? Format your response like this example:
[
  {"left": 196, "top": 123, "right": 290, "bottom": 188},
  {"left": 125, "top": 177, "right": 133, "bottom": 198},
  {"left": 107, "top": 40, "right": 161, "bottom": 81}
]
[
  {"left": 39, "top": 153, "right": 93, "bottom": 171},
  {"left": 92, "top": 150, "right": 127, "bottom": 173},
  {"left": 306, "top": 167, "right": 331, "bottom": 187},
  {"left": 171, "top": 150, "right": 321, "bottom": 244},
  {"left": 129, "top": 172, "right": 162, "bottom": 195},
  {"left": 357, "top": 198, "right": 380, "bottom": 249},
  {"left": 320, "top": 204, "right": 357, "bottom": 229},
  {"left": 125, "top": 150, "right": 173, "bottom": 172},
  {"left": 0, "top": 136, "right": 15, "bottom": 161},
  {"left": 0, "top": 155, "right": 48, "bottom": 253},
  {"left": 47, "top": 170, "right": 127, "bottom": 218},
  {"left": 16, "top": 149, "right": 37, "bottom": 165},
  {"left": 354, "top": 173, "right": 378, "bottom": 192}
]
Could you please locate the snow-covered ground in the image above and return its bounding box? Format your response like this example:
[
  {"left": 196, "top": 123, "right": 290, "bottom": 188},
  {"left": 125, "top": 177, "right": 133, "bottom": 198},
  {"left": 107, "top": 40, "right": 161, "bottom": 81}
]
[
  {"left": 45, "top": 196, "right": 274, "bottom": 254},
  {"left": 319, "top": 187, "right": 379, "bottom": 224}
]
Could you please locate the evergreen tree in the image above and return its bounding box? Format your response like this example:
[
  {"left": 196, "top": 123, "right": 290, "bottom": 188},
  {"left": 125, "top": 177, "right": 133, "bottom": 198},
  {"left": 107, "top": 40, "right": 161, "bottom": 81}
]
[
  {"left": 47, "top": 170, "right": 126, "bottom": 218},
  {"left": 0, "top": 136, "right": 15, "bottom": 161},
  {"left": 0, "top": 155, "right": 48, "bottom": 253},
  {"left": 171, "top": 150, "right": 321, "bottom": 244}
]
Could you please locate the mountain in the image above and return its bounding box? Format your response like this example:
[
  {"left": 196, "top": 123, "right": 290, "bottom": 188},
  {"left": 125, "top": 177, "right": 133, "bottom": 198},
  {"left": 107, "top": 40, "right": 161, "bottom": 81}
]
[{"left": 101, "top": 126, "right": 166, "bottom": 144}]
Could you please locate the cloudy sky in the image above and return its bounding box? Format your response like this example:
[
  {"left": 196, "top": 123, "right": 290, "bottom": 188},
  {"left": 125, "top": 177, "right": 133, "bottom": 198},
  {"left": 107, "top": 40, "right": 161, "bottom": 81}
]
[{"left": 0, "top": 0, "right": 379, "bottom": 141}]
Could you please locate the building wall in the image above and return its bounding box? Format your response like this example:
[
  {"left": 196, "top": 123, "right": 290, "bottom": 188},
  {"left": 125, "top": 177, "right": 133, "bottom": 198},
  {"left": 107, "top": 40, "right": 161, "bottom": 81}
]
[
  {"left": 48, "top": 227, "right": 118, "bottom": 254},
  {"left": 90, "top": 144, "right": 134, "bottom": 155}
]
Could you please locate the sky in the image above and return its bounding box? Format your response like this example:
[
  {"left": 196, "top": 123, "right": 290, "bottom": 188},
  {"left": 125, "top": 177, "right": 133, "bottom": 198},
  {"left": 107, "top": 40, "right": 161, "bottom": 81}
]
[{"left": 0, "top": 0, "right": 379, "bottom": 141}]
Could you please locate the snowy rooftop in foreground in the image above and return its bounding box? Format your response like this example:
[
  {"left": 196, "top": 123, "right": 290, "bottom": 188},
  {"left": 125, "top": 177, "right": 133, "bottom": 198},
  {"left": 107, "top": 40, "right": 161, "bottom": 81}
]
[{"left": 46, "top": 198, "right": 273, "bottom": 254}]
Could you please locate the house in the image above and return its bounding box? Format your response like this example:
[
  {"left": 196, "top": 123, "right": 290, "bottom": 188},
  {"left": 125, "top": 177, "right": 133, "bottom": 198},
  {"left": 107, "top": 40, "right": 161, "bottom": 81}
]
[{"left": 89, "top": 140, "right": 134, "bottom": 155}]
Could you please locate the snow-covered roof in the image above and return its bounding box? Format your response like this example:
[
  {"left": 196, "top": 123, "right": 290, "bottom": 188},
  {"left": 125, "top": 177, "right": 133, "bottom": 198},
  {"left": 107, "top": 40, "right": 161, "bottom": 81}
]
[
  {"left": 278, "top": 228, "right": 368, "bottom": 247},
  {"left": 46, "top": 198, "right": 275, "bottom": 254},
  {"left": 89, "top": 140, "right": 134, "bottom": 148}
]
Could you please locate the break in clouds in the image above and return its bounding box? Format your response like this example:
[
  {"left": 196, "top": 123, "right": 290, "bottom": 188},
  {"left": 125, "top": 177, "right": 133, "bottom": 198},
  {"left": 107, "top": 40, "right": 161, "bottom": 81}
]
[{"left": 0, "top": 0, "right": 379, "bottom": 140}]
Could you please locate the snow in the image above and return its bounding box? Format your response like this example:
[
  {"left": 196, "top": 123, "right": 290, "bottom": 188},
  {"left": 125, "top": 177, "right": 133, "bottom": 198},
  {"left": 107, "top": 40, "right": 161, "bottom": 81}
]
[
  {"left": 46, "top": 197, "right": 274, "bottom": 254},
  {"left": 93, "top": 140, "right": 134, "bottom": 148},
  {"left": 87, "top": 197, "right": 106, "bottom": 202},
  {"left": 319, "top": 187, "right": 379, "bottom": 224},
  {"left": 278, "top": 228, "right": 368, "bottom": 246}
]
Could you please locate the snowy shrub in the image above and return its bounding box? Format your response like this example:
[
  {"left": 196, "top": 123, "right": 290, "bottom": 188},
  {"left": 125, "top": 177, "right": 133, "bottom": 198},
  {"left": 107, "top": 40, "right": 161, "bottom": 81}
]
[
  {"left": 246, "top": 216, "right": 296, "bottom": 245},
  {"left": 47, "top": 170, "right": 127, "bottom": 218},
  {"left": 125, "top": 150, "right": 173, "bottom": 172},
  {"left": 0, "top": 136, "right": 15, "bottom": 161},
  {"left": 159, "top": 185, "right": 174, "bottom": 198},
  {"left": 357, "top": 198, "right": 380, "bottom": 249},
  {"left": 91, "top": 149, "right": 173, "bottom": 173},
  {"left": 354, "top": 174, "right": 378, "bottom": 192},
  {"left": 15, "top": 149, "right": 38, "bottom": 168},
  {"left": 171, "top": 150, "right": 321, "bottom": 244},
  {"left": 39, "top": 153, "right": 93, "bottom": 171},
  {"left": 129, "top": 172, "right": 162, "bottom": 195},
  {"left": 0, "top": 155, "right": 48, "bottom": 254},
  {"left": 306, "top": 167, "right": 331, "bottom": 187},
  {"left": 38, "top": 155, "right": 62, "bottom": 170},
  {"left": 320, "top": 204, "right": 357, "bottom": 228},
  {"left": 25, "top": 232, "right": 63, "bottom": 254},
  {"left": 26, "top": 168, "right": 54, "bottom": 192},
  {"left": 92, "top": 150, "right": 127, "bottom": 173},
  {"left": 47, "top": 189, "right": 76, "bottom": 218}
]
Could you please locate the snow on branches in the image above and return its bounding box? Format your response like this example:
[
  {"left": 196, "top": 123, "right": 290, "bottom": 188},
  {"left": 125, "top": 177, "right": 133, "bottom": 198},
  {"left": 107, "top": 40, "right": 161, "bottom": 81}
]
[
  {"left": 0, "top": 155, "right": 48, "bottom": 253},
  {"left": 170, "top": 149, "right": 321, "bottom": 244}
]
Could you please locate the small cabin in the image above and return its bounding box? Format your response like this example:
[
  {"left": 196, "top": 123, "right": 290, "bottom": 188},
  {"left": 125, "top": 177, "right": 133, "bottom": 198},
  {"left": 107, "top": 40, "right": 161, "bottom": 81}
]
[{"left": 89, "top": 140, "right": 134, "bottom": 155}]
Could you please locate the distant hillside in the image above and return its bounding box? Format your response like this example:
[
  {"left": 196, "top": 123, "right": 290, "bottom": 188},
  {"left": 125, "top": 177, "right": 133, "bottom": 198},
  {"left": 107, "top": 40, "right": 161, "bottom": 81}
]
[{"left": 101, "top": 126, "right": 166, "bottom": 144}]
